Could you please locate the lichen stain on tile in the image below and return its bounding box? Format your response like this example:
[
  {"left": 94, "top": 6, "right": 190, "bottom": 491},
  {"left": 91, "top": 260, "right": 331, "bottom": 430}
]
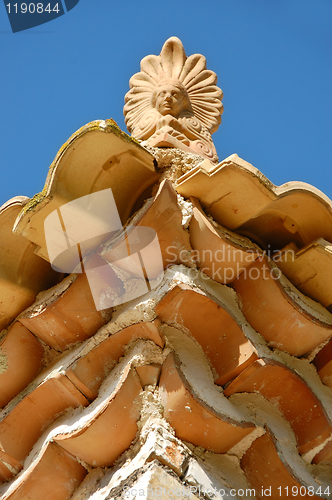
[{"left": 0, "top": 349, "right": 8, "bottom": 374}]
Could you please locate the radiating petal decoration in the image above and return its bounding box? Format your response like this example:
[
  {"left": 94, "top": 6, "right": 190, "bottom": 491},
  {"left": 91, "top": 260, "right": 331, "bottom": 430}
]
[{"left": 124, "top": 37, "right": 223, "bottom": 162}]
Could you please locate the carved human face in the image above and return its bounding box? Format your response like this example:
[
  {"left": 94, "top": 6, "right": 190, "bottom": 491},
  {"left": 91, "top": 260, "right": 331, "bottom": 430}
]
[{"left": 154, "top": 83, "right": 187, "bottom": 117}]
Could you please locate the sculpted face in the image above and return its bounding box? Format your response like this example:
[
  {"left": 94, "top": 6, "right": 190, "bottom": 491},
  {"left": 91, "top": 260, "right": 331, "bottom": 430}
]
[{"left": 153, "top": 83, "right": 188, "bottom": 117}]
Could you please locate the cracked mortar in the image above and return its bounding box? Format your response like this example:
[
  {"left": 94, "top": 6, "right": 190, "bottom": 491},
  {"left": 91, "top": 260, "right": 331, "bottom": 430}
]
[
  {"left": 138, "top": 387, "right": 165, "bottom": 433},
  {"left": 140, "top": 143, "right": 204, "bottom": 184}
]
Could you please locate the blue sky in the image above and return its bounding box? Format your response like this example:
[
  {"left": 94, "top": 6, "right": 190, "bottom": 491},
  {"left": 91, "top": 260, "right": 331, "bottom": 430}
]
[{"left": 1, "top": 0, "right": 331, "bottom": 206}]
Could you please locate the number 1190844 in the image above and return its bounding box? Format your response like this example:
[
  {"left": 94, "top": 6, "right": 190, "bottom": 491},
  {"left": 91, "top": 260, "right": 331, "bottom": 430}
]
[
  {"left": 6, "top": 3, "right": 60, "bottom": 14},
  {"left": 277, "top": 486, "right": 330, "bottom": 497}
]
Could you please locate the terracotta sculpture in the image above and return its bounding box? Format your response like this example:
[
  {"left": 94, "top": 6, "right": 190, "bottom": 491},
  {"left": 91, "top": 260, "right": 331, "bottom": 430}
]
[{"left": 124, "top": 37, "right": 223, "bottom": 162}]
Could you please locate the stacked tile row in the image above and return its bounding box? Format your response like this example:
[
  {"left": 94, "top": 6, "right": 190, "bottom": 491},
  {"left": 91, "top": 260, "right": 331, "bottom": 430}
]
[{"left": 0, "top": 131, "right": 332, "bottom": 499}]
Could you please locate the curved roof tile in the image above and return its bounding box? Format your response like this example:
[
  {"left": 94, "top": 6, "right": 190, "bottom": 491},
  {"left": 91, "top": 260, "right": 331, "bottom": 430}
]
[
  {"left": 0, "top": 198, "right": 60, "bottom": 331},
  {"left": 13, "top": 120, "right": 159, "bottom": 263},
  {"left": 176, "top": 154, "right": 332, "bottom": 251}
]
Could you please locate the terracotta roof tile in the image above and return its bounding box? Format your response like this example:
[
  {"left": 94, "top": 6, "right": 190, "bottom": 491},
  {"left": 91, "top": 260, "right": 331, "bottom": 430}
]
[
  {"left": 241, "top": 433, "right": 322, "bottom": 499},
  {"left": 54, "top": 367, "right": 142, "bottom": 467},
  {"left": 233, "top": 255, "right": 332, "bottom": 356},
  {"left": 0, "top": 322, "right": 44, "bottom": 408},
  {"left": 18, "top": 255, "right": 114, "bottom": 351},
  {"left": 159, "top": 353, "right": 255, "bottom": 453},
  {"left": 224, "top": 359, "right": 332, "bottom": 455},
  {"left": 189, "top": 197, "right": 261, "bottom": 284},
  {"left": 135, "top": 363, "right": 162, "bottom": 388},
  {"left": 0, "top": 452, "right": 22, "bottom": 483},
  {"left": 102, "top": 179, "right": 193, "bottom": 271},
  {"left": 176, "top": 154, "right": 332, "bottom": 251},
  {"left": 0, "top": 374, "right": 89, "bottom": 465},
  {"left": 313, "top": 338, "right": 332, "bottom": 389},
  {"left": 277, "top": 239, "right": 332, "bottom": 310},
  {"left": 68, "top": 320, "right": 164, "bottom": 400},
  {"left": 2, "top": 442, "right": 86, "bottom": 500},
  {"left": 0, "top": 198, "right": 60, "bottom": 331},
  {"left": 13, "top": 121, "right": 159, "bottom": 263},
  {"left": 312, "top": 438, "right": 332, "bottom": 465},
  {"left": 155, "top": 284, "right": 258, "bottom": 385}
]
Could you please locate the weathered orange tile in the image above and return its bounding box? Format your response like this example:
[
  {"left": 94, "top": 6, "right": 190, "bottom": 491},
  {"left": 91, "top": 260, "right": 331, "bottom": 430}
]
[
  {"left": 233, "top": 256, "right": 332, "bottom": 356},
  {"left": 224, "top": 359, "right": 332, "bottom": 455},
  {"left": 0, "top": 375, "right": 89, "bottom": 464},
  {"left": 159, "top": 353, "right": 255, "bottom": 453},
  {"left": 136, "top": 363, "right": 162, "bottom": 388},
  {"left": 69, "top": 468, "right": 104, "bottom": 500},
  {"left": 13, "top": 121, "right": 158, "bottom": 264},
  {"left": 0, "top": 197, "right": 61, "bottom": 332},
  {"left": 64, "top": 369, "right": 96, "bottom": 402},
  {"left": 102, "top": 179, "right": 193, "bottom": 271},
  {"left": 0, "top": 322, "right": 44, "bottom": 408},
  {"left": 55, "top": 368, "right": 142, "bottom": 467},
  {"left": 4, "top": 443, "right": 86, "bottom": 500},
  {"left": 68, "top": 320, "right": 164, "bottom": 400},
  {"left": 176, "top": 154, "right": 332, "bottom": 251},
  {"left": 313, "top": 339, "right": 332, "bottom": 389},
  {"left": 276, "top": 239, "right": 332, "bottom": 309},
  {"left": 312, "top": 439, "right": 332, "bottom": 464},
  {"left": 241, "top": 433, "right": 321, "bottom": 499},
  {"left": 155, "top": 284, "right": 257, "bottom": 385},
  {"left": 0, "top": 451, "right": 22, "bottom": 483},
  {"left": 0, "top": 462, "right": 13, "bottom": 483},
  {"left": 19, "top": 254, "right": 115, "bottom": 351},
  {"left": 189, "top": 197, "right": 260, "bottom": 283}
]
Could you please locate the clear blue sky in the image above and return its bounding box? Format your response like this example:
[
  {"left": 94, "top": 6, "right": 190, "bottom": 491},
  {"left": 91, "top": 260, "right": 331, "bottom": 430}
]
[{"left": 1, "top": 0, "right": 331, "bottom": 206}]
